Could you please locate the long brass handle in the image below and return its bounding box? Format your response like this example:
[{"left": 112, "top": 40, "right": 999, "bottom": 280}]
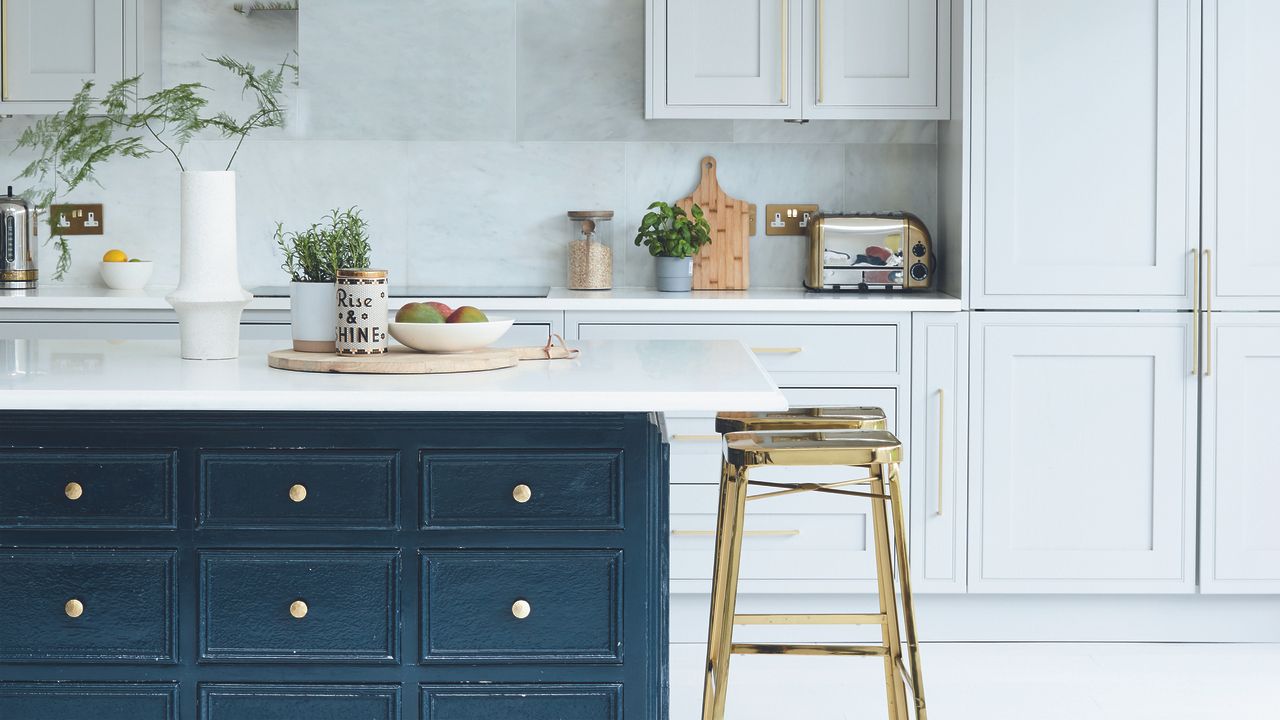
[
  {"left": 779, "top": 0, "right": 788, "bottom": 104},
  {"left": 65, "top": 482, "right": 84, "bottom": 501},
  {"left": 672, "top": 529, "right": 800, "bottom": 538},
  {"left": 64, "top": 598, "right": 84, "bottom": 618},
  {"left": 1191, "top": 249, "right": 1200, "bottom": 376},
  {"left": 1204, "top": 249, "right": 1213, "bottom": 377},
  {"left": 289, "top": 600, "right": 308, "bottom": 619},
  {"left": 288, "top": 484, "right": 307, "bottom": 503},
  {"left": 751, "top": 346, "right": 803, "bottom": 354},
  {"left": 936, "top": 388, "right": 944, "bottom": 517},
  {"left": 511, "top": 599, "right": 531, "bottom": 620},
  {"left": 1, "top": 0, "right": 9, "bottom": 102},
  {"left": 817, "top": 0, "right": 825, "bottom": 104},
  {"left": 670, "top": 434, "right": 721, "bottom": 442}
]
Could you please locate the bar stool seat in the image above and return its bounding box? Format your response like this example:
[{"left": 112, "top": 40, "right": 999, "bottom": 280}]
[
  {"left": 715, "top": 406, "right": 887, "bottom": 433},
  {"left": 726, "top": 429, "right": 902, "bottom": 467}
]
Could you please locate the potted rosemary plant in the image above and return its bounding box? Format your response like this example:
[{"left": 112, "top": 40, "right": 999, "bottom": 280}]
[
  {"left": 633, "top": 201, "right": 713, "bottom": 292},
  {"left": 276, "top": 207, "right": 372, "bottom": 352}
]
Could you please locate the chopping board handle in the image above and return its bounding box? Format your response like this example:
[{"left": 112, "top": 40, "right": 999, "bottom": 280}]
[{"left": 699, "top": 156, "right": 718, "bottom": 192}]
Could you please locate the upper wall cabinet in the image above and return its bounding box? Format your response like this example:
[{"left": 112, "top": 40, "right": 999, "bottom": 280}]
[
  {"left": 646, "top": 0, "right": 949, "bottom": 120},
  {"left": 0, "top": 0, "right": 160, "bottom": 115},
  {"left": 1202, "top": 0, "right": 1280, "bottom": 310},
  {"left": 970, "top": 0, "right": 1201, "bottom": 310}
]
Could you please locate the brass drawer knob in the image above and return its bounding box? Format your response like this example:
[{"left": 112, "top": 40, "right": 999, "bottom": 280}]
[
  {"left": 64, "top": 482, "right": 84, "bottom": 501},
  {"left": 288, "top": 484, "right": 307, "bottom": 503},
  {"left": 511, "top": 599, "right": 531, "bottom": 620},
  {"left": 64, "top": 598, "right": 84, "bottom": 618},
  {"left": 512, "top": 484, "right": 532, "bottom": 504},
  {"left": 289, "top": 600, "right": 308, "bottom": 619}
]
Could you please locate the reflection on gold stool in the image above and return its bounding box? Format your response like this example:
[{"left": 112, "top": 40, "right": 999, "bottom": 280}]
[{"left": 701, "top": 419, "right": 927, "bottom": 720}]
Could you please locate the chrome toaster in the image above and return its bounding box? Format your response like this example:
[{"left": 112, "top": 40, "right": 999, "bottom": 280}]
[{"left": 805, "top": 212, "right": 935, "bottom": 292}]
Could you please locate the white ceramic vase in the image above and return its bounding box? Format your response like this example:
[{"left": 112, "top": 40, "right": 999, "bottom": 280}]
[
  {"left": 165, "top": 171, "right": 252, "bottom": 360},
  {"left": 290, "top": 280, "right": 337, "bottom": 352}
]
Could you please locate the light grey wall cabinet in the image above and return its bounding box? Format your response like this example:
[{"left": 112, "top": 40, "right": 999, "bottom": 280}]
[
  {"left": 647, "top": 0, "right": 949, "bottom": 120},
  {"left": 968, "top": 0, "right": 1200, "bottom": 309},
  {"left": 0, "top": 0, "right": 160, "bottom": 114},
  {"left": 969, "top": 312, "right": 1198, "bottom": 593}
]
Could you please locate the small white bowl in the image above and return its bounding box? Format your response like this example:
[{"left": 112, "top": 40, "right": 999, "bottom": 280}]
[
  {"left": 99, "top": 261, "right": 154, "bottom": 290},
  {"left": 388, "top": 317, "right": 515, "bottom": 353}
]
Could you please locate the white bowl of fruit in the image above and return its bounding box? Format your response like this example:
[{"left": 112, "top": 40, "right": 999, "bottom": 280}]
[
  {"left": 387, "top": 302, "right": 514, "bottom": 353},
  {"left": 99, "top": 249, "right": 154, "bottom": 290}
]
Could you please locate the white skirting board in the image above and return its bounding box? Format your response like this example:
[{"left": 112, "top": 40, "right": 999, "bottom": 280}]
[{"left": 671, "top": 593, "right": 1280, "bottom": 643}]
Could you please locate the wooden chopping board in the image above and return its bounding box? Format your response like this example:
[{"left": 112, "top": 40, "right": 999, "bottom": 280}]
[
  {"left": 268, "top": 344, "right": 577, "bottom": 375},
  {"left": 678, "top": 156, "right": 755, "bottom": 290}
]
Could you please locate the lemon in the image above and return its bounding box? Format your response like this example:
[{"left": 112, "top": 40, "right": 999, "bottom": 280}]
[{"left": 102, "top": 249, "right": 128, "bottom": 263}]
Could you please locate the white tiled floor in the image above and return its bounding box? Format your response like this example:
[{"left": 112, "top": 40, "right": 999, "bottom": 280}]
[{"left": 670, "top": 642, "right": 1280, "bottom": 719}]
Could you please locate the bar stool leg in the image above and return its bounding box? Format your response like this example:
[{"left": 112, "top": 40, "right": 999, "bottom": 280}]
[
  {"left": 887, "top": 462, "right": 928, "bottom": 719},
  {"left": 870, "top": 463, "right": 910, "bottom": 720},
  {"left": 702, "top": 458, "right": 738, "bottom": 719},
  {"left": 708, "top": 462, "right": 752, "bottom": 720}
]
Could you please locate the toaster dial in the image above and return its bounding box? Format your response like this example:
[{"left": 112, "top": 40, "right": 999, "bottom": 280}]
[
  {"left": 911, "top": 242, "right": 927, "bottom": 258},
  {"left": 910, "top": 263, "right": 929, "bottom": 282}
]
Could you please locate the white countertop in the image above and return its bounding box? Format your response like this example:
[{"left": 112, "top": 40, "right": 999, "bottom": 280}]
[
  {"left": 0, "top": 338, "right": 786, "bottom": 413},
  {"left": 0, "top": 285, "right": 962, "bottom": 313}
]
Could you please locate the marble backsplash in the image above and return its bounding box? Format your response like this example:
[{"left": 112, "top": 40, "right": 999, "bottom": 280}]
[{"left": 0, "top": 0, "right": 939, "bottom": 290}]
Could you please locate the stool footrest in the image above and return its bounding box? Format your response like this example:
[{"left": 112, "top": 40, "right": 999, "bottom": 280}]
[
  {"left": 730, "top": 643, "right": 889, "bottom": 657},
  {"left": 733, "top": 613, "right": 886, "bottom": 626}
]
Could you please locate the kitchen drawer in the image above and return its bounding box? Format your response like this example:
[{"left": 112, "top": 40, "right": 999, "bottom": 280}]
[
  {"left": 575, "top": 322, "right": 899, "bottom": 375},
  {"left": 420, "top": 550, "right": 622, "bottom": 663},
  {"left": 0, "top": 449, "right": 176, "bottom": 529},
  {"left": 200, "top": 684, "right": 400, "bottom": 720},
  {"left": 667, "top": 388, "right": 897, "bottom": 485},
  {"left": 422, "top": 450, "right": 622, "bottom": 529},
  {"left": 0, "top": 550, "right": 177, "bottom": 663},
  {"left": 198, "top": 450, "right": 398, "bottom": 530},
  {"left": 0, "top": 683, "right": 178, "bottom": 719},
  {"left": 200, "top": 550, "right": 399, "bottom": 663},
  {"left": 670, "top": 483, "right": 877, "bottom": 585},
  {"left": 421, "top": 683, "right": 621, "bottom": 720}
]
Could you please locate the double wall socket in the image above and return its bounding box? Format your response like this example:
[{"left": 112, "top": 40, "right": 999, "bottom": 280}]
[{"left": 764, "top": 204, "right": 819, "bottom": 236}]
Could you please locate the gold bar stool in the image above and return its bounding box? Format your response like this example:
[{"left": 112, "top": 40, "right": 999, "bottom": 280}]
[{"left": 700, "top": 412, "right": 926, "bottom": 720}]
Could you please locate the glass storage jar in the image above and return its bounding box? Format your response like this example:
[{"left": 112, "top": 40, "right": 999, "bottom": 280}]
[{"left": 566, "top": 211, "right": 615, "bottom": 290}]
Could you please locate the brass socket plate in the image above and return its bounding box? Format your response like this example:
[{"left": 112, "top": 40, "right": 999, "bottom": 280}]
[{"left": 764, "top": 204, "right": 819, "bottom": 236}]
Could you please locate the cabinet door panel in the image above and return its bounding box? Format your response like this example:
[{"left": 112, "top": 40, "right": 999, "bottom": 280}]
[
  {"left": 970, "top": 314, "right": 1197, "bottom": 592},
  {"left": 1203, "top": 0, "right": 1280, "bottom": 308},
  {"left": 1201, "top": 316, "right": 1280, "bottom": 592},
  {"left": 805, "top": 0, "right": 944, "bottom": 115},
  {"left": 972, "top": 0, "right": 1198, "bottom": 308},
  {"left": 3, "top": 0, "right": 125, "bottom": 102}
]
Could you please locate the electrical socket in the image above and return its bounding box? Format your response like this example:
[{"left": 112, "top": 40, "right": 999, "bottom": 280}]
[{"left": 764, "top": 204, "right": 819, "bottom": 236}]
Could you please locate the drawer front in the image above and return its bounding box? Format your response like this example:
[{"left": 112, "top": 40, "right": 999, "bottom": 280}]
[
  {"left": 200, "top": 684, "right": 400, "bottom": 720},
  {"left": 575, "top": 322, "right": 899, "bottom": 374},
  {"left": 421, "top": 550, "right": 622, "bottom": 663},
  {"left": 0, "top": 683, "right": 178, "bottom": 720},
  {"left": 423, "top": 450, "right": 622, "bottom": 529},
  {"left": 200, "top": 551, "right": 399, "bottom": 663},
  {"left": 0, "top": 550, "right": 177, "bottom": 663},
  {"left": 0, "top": 449, "right": 176, "bottom": 529},
  {"left": 199, "top": 450, "right": 398, "bottom": 529},
  {"left": 421, "top": 683, "right": 621, "bottom": 720}
]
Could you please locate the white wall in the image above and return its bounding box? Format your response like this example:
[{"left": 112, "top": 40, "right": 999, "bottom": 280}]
[{"left": 0, "top": 0, "right": 938, "bottom": 289}]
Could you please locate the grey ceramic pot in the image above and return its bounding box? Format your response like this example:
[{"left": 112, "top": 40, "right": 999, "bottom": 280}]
[{"left": 655, "top": 256, "right": 693, "bottom": 292}]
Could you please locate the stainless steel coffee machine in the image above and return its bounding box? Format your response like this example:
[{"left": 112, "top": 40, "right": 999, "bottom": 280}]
[{"left": 1, "top": 186, "right": 38, "bottom": 289}]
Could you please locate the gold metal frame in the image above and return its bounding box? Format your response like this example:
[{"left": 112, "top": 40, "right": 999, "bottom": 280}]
[{"left": 701, "top": 413, "right": 928, "bottom": 720}]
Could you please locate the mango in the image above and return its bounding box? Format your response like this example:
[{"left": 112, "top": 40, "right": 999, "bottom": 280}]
[
  {"left": 395, "top": 302, "right": 446, "bottom": 323},
  {"left": 447, "top": 306, "right": 488, "bottom": 323}
]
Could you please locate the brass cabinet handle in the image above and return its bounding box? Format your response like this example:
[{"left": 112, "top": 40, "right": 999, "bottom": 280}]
[
  {"left": 1191, "top": 249, "right": 1200, "bottom": 376},
  {"left": 672, "top": 529, "right": 800, "bottom": 538},
  {"left": 511, "top": 599, "right": 531, "bottom": 620},
  {"left": 289, "top": 600, "right": 308, "bottom": 619},
  {"left": 670, "top": 434, "right": 721, "bottom": 442},
  {"left": 64, "top": 598, "right": 84, "bottom": 618},
  {"left": 780, "top": 0, "right": 789, "bottom": 104},
  {"left": 936, "top": 388, "right": 944, "bottom": 517},
  {"left": 751, "top": 346, "right": 803, "bottom": 354},
  {"left": 1204, "top": 249, "right": 1213, "bottom": 377},
  {"left": 817, "top": 0, "right": 825, "bottom": 104},
  {"left": 512, "top": 484, "right": 532, "bottom": 503},
  {"left": 288, "top": 484, "right": 307, "bottom": 503},
  {"left": 64, "top": 482, "right": 84, "bottom": 501}
]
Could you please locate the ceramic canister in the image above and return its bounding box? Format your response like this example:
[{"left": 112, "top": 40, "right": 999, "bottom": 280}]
[{"left": 335, "top": 268, "right": 389, "bottom": 356}]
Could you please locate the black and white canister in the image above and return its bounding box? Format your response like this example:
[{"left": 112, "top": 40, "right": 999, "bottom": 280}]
[{"left": 335, "top": 268, "right": 389, "bottom": 356}]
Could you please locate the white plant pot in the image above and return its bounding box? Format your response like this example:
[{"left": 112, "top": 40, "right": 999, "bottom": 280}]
[
  {"left": 290, "top": 281, "right": 337, "bottom": 352},
  {"left": 165, "top": 171, "right": 252, "bottom": 360}
]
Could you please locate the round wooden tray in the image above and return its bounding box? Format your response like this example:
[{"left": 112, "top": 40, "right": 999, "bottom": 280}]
[{"left": 267, "top": 343, "right": 577, "bottom": 375}]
